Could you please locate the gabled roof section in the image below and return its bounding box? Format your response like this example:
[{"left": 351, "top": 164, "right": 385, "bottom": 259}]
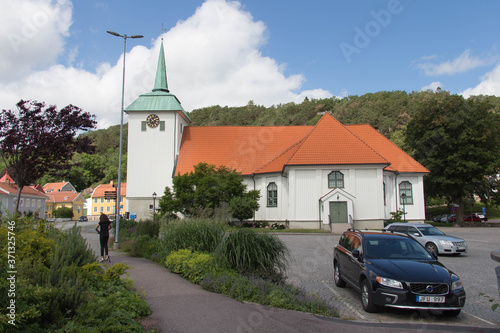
[
  {"left": 91, "top": 183, "right": 126, "bottom": 198},
  {"left": 0, "top": 182, "right": 48, "bottom": 198},
  {"left": 125, "top": 40, "right": 190, "bottom": 122},
  {"left": 0, "top": 173, "right": 14, "bottom": 183},
  {"left": 43, "top": 181, "right": 75, "bottom": 193},
  {"left": 176, "top": 126, "right": 311, "bottom": 176},
  {"left": 285, "top": 113, "right": 389, "bottom": 166},
  {"left": 347, "top": 124, "right": 429, "bottom": 173},
  {"left": 46, "top": 191, "right": 83, "bottom": 204}
]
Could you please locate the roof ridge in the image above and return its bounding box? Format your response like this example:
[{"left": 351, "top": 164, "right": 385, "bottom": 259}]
[
  {"left": 285, "top": 113, "right": 390, "bottom": 167},
  {"left": 280, "top": 122, "right": 318, "bottom": 166},
  {"left": 342, "top": 123, "right": 390, "bottom": 166},
  {"left": 347, "top": 124, "right": 429, "bottom": 173},
  {"left": 253, "top": 137, "right": 306, "bottom": 173}
]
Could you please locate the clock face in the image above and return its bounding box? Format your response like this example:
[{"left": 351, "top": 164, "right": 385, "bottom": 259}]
[{"left": 146, "top": 114, "right": 160, "bottom": 128}]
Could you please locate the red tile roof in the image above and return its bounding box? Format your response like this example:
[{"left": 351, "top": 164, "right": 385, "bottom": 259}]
[
  {"left": 46, "top": 191, "right": 82, "bottom": 203},
  {"left": 43, "top": 182, "right": 72, "bottom": 192},
  {"left": 175, "top": 113, "right": 428, "bottom": 176},
  {"left": 347, "top": 124, "right": 429, "bottom": 173},
  {"left": 0, "top": 173, "right": 14, "bottom": 183},
  {"left": 0, "top": 182, "right": 48, "bottom": 197},
  {"left": 92, "top": 183, "right": 126, "bottom": 197}
]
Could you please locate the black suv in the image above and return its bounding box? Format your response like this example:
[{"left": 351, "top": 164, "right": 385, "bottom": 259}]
[{"left": 333, "top": 229, "right": 466, "bottom": 316}]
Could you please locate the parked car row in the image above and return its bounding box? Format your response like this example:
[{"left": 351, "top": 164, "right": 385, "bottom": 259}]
[{"left": 432, "top": 212, "right": 487, "bottom": 223}]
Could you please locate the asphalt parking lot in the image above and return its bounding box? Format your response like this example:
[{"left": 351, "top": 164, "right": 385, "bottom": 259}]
[{"left": 279, "top": 227, "right": 500, "bottom": 330}]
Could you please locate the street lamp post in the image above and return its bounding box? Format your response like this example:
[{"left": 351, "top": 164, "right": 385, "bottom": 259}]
[
  {"left": 401, "top": 193, "right": 407, "bottom": 223},
  {"left": 152, "top": 192, "right": 157, "bottom": 223},
  {"left": 107, "top": 30, "right": 143, "bottom": 249}
]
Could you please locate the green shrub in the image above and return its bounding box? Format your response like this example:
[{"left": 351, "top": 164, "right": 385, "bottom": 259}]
[
  {"left": 49, "top": 225, "right": 96, "bottom": 268},
  {"left": 160, "top": 218, "right": 225, "bottom": 254},
  {"left": 215, "top": 228, "right": 290, "bottom": 281},
  {"left": 52, "top": 206, "right": 74, "bottom": 218},
  {"left": 134, "top": 219, "right": 160, "bottom": 238},
  {"left": 200, "top": 273, "right": 337, "bottom": 317},
  {"left": 165, "top": 249, "right": 232, "bottom": 283},
  {"left": 0, "top": 218, "right": 150, "bottom": 332},
  {"left": 129, "top": 234, "right": 163, "bottom": 262}
]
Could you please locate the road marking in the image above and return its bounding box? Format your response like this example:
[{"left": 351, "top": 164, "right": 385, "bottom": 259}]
[
  {"left": 463, "top": 311, "right": 497, "bottom": 326},
  {"left": 322, "top": 281, "right": 367, "bottom": 320}
]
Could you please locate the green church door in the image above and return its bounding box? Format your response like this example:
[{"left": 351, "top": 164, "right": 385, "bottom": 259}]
[{"left": 329, "top": 202, "right": 348, "bottom": 223}]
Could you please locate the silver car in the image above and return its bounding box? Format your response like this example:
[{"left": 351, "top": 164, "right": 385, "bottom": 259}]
[{"left": 384, "top": 223, "right": 468, "bottom": 256}]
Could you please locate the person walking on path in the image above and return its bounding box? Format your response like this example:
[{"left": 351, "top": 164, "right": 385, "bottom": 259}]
[{"left": 95, "top": 212, "right": 112, "bottom": 262}]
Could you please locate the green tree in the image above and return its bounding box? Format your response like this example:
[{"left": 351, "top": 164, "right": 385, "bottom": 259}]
[
  {"left": 159, "top": 162, "right": 260, "bottom": 218},
  {"left": 405, "top": 92, "right": 500, "bottom": 221},
  {"left": 228, "top": 190, "right": 260, "bottom": 221}
]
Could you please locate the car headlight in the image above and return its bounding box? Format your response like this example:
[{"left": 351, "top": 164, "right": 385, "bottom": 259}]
[
  {"left": 438, "top": 240, "right": 453, "bottom": 246},
  {"left": 377, "top": 276, "right": 403, "bottom": 289},
  {"left": 451, "top": 276, "right": 463, "bottom": 291}
]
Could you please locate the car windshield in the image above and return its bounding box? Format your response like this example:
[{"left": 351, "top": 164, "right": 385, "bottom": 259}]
[
  {"left": 416, "top": 226, "right": 445, "bottom": 236},
  {"left": 365, "top": 237, "right": 433, "bottom": 260}
]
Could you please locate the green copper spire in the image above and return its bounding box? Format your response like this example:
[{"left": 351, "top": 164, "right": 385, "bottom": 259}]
[{"left": 152, "top": 40, "right": 169, "bottom": 92}]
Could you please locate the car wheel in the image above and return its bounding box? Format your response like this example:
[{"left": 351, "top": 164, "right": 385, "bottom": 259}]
[
  {"left": 334, "top": 262, "right": 346, "bottom": 288},
  {"left": 361, "top": 279, "right": 379, "bottom": 313},
  {"left": 425, "top": 242, "right": 438, "bottom": 256},
  {"left": 443, "top": 309, "right": 461, "bottom": 317}
]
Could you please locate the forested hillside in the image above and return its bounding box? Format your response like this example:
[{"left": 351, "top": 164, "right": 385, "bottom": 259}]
[{"left": 34, "top": 90, "right": 500, "bottom": 194}]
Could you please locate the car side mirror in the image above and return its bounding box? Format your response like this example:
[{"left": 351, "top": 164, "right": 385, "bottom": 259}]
[
  {"left": 352, "top": 249, "right": 360, "bottom": 258},
  {"left": 429, "top": 251, "right": 438, "bottom": 260},
  {"left": 413, "top": 233, "right": 421, "bottom": 237}
]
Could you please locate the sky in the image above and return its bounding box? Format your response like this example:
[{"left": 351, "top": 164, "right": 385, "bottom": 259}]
[{"left": 1, "top": 0, "right": 500, "bottom": 129}]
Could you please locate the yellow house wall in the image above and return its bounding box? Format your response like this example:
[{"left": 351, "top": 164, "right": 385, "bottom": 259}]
[
  {"left": 90, "top": 196, "right": 127, "bottom": 221},
  {"left": 45, "top": 196, "right": 85, "bottom": 220}
]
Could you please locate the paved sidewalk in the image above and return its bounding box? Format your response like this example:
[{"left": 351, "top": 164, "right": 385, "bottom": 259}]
[
  {"left": 115, "top": 252, "right": 496, "bottom": 333},
  {"left": 70, "top": 221, "right": 499, "bottom": 333}
]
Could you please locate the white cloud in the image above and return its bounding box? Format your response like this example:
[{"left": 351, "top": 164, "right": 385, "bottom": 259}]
[
  {"left": 0, "top": 0, "right": 332, "bottom": 129},
  {"left": 420, "top": 81, "right": 443, "bottom": 92},
  {"left": 0, "top": 0, "right": 73, "bottom": 81},
  {"left": 417, "top": 49, "right": 486, "bottom": 76},
  {"left": 461, "top": 62, "right": 500, "bottom": 98}
]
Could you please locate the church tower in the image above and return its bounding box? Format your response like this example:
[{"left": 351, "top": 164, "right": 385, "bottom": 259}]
[{"left": 125, "top": 40, "right": 190, "bottom": 220}]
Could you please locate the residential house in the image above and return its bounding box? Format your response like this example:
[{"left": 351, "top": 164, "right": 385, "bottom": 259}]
[
  {"left": 90, "top": 182, "right": 127, "bottom": 221},
  {"left": 45, "top": 191, "right": 86, "bottom": 220},
  {"left": 43, "top": 181, "right": 77, "bottom": 193},
  {"left": 0, "top": 180, "right": 48, "bottom": 218},
  {"left": 124, "top": 41, "right": 429, "bottom": 231}
]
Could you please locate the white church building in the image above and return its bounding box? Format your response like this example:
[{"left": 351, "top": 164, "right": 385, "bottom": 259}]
[{"left": 125, "top": 42, "right": 429, "bottom": 232}]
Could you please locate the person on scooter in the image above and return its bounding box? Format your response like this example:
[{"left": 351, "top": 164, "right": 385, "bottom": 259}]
[{"left": 96, "top": 212, "right": 112, "bottom": 262}]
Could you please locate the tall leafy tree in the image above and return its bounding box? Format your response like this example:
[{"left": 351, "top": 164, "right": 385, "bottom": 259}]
[
  {"left": 0, "top": 100, "right": 96, "bottom": 212},
  {"left": 159, "top": 162, "right": 260, "bottom": 218},
  {"left": 405, "top": 92, "right": 500, "bottom": 220}
]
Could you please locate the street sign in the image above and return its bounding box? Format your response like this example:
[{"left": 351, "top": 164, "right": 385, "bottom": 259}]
[{"left": 104, "top": 190, "right": 116, "bottom": 199}]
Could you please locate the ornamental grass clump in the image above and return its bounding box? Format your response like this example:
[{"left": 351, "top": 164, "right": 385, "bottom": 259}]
[
  {"left": 161, "top": 218, "right": 225, "bottom": 254},
  {"left": 215, "top": 228, "right": 290, "bottom": 281}
]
